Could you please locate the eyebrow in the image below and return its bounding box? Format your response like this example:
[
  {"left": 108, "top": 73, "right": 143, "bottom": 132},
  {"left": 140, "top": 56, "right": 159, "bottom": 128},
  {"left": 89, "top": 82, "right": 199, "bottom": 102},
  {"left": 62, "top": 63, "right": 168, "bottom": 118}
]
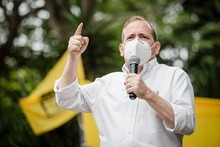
[
  {"left": 139, "top": 33, "right": 149, "bottom": 36},
  {"left": 126, "top": 33, "right": 135, "bottom": 37},
  {"left": 125, "top": 33, "right": 150, "bottom": 38}
]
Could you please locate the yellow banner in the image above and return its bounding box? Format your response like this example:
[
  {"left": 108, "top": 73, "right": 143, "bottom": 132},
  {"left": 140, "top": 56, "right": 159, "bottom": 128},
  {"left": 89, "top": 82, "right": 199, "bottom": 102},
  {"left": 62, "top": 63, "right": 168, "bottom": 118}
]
[
  {"left": 19, "top": 52, "right": 89, "bottom": 135},
  {"left": 183, "top": 97, "right": 220, "bottom": 147},
  {"left": 19, "top": 51, "right": 220, "bottom": 147}
]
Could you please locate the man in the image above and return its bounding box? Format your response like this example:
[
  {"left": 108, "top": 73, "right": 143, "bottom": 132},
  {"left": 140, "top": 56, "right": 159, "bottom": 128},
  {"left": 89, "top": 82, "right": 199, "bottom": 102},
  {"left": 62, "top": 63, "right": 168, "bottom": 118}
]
[{"left": 54, "top": 16, "right": 195, "bottom": 147}]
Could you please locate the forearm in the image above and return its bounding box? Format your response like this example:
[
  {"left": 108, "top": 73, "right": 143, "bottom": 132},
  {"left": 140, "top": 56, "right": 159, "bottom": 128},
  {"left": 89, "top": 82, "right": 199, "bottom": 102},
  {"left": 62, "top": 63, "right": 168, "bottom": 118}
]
[
  {"left": 57, "top": 23, "right": 89, "bottom": 90},
  {"left": 145, "top": 90, "right": 175, "bottom": 129},
  {"left": 125, "top": 74, "right": 175, "bottom": 128},
  {"left": 58, "top": 54, "right": 80, "bottom": 90}
]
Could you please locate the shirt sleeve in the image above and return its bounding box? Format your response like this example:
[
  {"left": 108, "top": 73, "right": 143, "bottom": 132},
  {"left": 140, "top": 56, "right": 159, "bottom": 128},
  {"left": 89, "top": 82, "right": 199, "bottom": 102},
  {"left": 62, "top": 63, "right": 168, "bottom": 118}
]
[
  {"left": 163, "top": 69, "right": 195, "bottom": 135},
  {"left": 54, "top": 77, "right": 103, "bottom": 113}
]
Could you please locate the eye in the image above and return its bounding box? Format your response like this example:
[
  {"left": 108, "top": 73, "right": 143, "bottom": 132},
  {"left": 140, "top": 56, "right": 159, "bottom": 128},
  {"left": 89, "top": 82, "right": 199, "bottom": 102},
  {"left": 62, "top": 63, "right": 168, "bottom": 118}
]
[
  {"left": 141, "top": 35, "right": 149, "bottom": 39},
  {"left": 126, "top": 36, "right": 134, "bottom": 40}
]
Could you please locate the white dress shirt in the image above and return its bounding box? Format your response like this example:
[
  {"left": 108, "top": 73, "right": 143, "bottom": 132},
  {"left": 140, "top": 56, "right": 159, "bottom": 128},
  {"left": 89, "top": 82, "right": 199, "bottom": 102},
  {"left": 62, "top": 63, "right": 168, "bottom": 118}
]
[{"left": 54, "top": 58, "right": 195, "bottom": 147}]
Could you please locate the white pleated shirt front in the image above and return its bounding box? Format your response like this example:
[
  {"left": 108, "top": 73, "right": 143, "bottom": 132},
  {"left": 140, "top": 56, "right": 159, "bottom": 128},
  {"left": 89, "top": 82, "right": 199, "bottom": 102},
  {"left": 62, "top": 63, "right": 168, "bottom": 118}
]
[{"left": 54, "top": 58, "right": 195, "bottom": 147}]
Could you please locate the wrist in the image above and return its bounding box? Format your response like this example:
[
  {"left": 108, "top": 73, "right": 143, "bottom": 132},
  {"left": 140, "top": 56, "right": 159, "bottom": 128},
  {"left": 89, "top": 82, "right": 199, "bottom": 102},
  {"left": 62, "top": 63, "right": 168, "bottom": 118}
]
[
  {"left": 144, "top": 88, "right": 155, "bottom": 101},
  {"left": 68, "top": 53, "right": 80, "bottom": 61}
]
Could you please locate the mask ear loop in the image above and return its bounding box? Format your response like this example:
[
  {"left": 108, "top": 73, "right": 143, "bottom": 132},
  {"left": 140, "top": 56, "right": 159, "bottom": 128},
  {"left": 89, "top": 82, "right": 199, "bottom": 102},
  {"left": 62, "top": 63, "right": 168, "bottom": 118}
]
[
  {"left": 121, "top": 44, "right": 126, "bottom": 56},
  {"left": 148, "top": 42, "right": 157, "bottom": 61},
  {"left": 150, "top": 42, "right": 156, "bottom": 49},
  {"left": 121, "top": 44, "right": 131, "bottom": 74}
]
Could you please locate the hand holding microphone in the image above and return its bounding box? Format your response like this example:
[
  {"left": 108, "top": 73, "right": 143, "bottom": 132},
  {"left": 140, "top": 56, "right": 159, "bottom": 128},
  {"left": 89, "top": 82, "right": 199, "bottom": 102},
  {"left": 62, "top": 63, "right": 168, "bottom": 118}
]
[
  {"left": 125, "top": 55, "right": 151, "bottom": 100},
  {"left": 123, "top": 39, "right": 153, "bottom": 100},
  {"left": 128, "top": 56, "right": 140, "bottom": 100}
]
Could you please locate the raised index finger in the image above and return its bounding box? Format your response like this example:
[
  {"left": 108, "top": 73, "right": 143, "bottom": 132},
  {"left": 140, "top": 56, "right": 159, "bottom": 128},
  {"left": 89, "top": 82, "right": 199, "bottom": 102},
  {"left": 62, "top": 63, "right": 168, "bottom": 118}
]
[{"left": 74, "top": 23, "right": 83, "bottom": 35}]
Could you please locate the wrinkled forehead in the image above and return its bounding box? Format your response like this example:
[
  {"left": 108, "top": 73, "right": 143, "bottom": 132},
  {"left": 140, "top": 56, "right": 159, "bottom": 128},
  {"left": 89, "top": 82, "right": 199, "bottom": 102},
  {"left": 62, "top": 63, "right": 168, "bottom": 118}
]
[{"left": 122, "top": 20, "right": 153, "bottom": 40}]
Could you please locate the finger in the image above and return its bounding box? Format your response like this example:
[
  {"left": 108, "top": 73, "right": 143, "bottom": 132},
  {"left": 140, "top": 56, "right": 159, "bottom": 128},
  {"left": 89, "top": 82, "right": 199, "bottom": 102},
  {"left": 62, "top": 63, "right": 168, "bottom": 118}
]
[
  {"left": 125, "top": 82, "right": 133, "bottom": 89},
  {"left": 125, "top": 77, "right": 135, "bottom": 85},
  {"left": 74, "top": 23, "right": 83, "bottom": 35},
  {"left": 124, "top": 80, "right": 128, "bottom": 85},
  {"left": 69, "top": 39, "right": 81, "bottom": 45},
  {"left": 70, "top": 35, "right": 83, "bottom": 40},
  {"left": 126, "top": 87, "right": 136, "bottom": 94},
  {"left": 69, "top": 35, "right": 85, "bottom": 44},
  {"left": 68, "top": 41, "right": 82, "bottom": 51},
  {"left": 126, "top": 73, "right": 138, "bottom": 80},
  {"left": 124, "top": 78, "right": 133, "bottom": 85},
  {"left": 70, "top": 39, "right": 83, "bottom": 47},
  {"left": 81, "top": 37, "right": 89, "bottom": 49},
  {"left": 69, "top": 45, "right": 80, "bottom": 52},
  {"left": 83, "top": 36, "right": 89, "bottom": 44},
  {"left": 69, "top": 37, "right": 85, "bottom": 47},
  {"left": 128, "top": 73, "right": 137, "bottom": 76}
]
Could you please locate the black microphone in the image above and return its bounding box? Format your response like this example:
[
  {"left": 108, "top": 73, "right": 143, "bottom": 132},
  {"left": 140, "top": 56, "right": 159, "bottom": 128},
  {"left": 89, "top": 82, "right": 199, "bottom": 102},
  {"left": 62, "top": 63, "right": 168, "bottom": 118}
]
[{"left": 128, "top": 56, "right": 140, "bottom": 100}]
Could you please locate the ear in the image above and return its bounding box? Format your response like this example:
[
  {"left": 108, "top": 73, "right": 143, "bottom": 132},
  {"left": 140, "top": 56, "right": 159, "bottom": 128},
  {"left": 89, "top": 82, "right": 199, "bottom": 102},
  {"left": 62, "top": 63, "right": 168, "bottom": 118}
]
[
  {"left": 119, "top": 43, "right": 124, "bottom": 57},
  {"left": 154, "top": 42, "right": 161, "bottom": 55}
]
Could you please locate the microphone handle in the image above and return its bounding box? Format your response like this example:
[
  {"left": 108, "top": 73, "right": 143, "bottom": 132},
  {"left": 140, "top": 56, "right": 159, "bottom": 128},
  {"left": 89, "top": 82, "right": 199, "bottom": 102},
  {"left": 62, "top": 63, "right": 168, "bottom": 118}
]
[
  {"left": 129, "top": 93, "right": 136, "bottom": 100},
  {"left": 129, "top": 63, "right": 138, "bottom": 100}
]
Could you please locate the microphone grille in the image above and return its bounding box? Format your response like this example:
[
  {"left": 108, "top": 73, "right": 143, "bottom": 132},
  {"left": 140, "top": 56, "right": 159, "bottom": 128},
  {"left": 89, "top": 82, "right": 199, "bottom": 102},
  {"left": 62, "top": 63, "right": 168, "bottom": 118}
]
[{"left": 128, "top": 56, "right": 140, "bottom": 65}]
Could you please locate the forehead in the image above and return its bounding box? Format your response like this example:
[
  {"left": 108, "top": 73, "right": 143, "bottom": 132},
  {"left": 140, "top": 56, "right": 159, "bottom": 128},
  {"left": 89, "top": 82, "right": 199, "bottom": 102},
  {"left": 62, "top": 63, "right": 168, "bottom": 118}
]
[{"left": 123, "top": 20, "right": 152, "bottom": 36}]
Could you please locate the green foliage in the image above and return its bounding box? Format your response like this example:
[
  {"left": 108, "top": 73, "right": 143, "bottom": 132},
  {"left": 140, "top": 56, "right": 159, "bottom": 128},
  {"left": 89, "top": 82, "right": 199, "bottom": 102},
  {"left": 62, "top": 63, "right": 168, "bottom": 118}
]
[{"left": 0, "top": 0, "right": 220, "bottom": 145}]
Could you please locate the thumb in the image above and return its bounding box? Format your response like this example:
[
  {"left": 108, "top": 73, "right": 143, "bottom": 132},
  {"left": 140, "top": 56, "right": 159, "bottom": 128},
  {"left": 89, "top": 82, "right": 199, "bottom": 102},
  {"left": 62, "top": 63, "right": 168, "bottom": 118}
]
[
  {"left": 79, "top": 37, "right": 89, "bottom": 53},
  {"left": 82, "top": 37, "right": 89, "bottom": 49}
]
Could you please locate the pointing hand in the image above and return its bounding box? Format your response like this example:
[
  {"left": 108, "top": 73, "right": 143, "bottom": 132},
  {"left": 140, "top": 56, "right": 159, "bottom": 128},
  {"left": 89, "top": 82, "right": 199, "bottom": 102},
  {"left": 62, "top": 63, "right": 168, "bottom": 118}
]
[{"left": 68, "top": 23, "right": 89, "bottom": 57}]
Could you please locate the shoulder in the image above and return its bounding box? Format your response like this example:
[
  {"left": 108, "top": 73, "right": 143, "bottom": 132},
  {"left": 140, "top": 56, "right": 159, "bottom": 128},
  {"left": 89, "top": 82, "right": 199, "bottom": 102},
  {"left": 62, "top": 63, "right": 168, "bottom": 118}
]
[
  {"left": 157, "top": 63, "right": 187, "bottom": 76},
  {"left": 93, "top": 72, "right": 125, "bottom": 88},
  {"left": 93, "top": 72, "right": 124, "bottom": 82},
  {"left": 153, "top": 63, "right": 191, "bottom": 84},
  {"left": 163, "top": 65, "right": 193, "bottom": 87},
  {"left": 98, "top": 72, "right": 124, "bottom": 81}
]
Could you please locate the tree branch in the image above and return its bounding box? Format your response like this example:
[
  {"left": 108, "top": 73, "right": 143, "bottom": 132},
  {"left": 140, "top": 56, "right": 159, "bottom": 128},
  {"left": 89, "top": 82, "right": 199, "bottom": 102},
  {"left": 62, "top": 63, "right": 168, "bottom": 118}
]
[
  {"left": 0, "top": 1, "right": 45, "bottom": 69},
  {"left": 0, "top": 1, "right": 9, "bottom": 22},
  {"left": 21, "top": 6, "right": 45, "bottom": 20}
]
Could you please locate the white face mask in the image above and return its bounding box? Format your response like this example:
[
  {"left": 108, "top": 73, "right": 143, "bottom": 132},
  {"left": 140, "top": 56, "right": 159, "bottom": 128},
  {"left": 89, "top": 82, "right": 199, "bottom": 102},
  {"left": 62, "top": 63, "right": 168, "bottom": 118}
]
[{"left": 124, "top": 38, "right": 155, "bottom": 66}]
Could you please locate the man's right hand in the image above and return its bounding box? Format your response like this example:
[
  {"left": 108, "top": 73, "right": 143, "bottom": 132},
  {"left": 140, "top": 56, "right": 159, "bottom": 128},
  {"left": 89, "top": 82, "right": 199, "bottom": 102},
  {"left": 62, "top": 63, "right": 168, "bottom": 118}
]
[
  {"left": 68, "top": 23, "right": 89, "bottom": 58},
  {"left": 57, "top": 23, "right": 89, "bottom": 89}
]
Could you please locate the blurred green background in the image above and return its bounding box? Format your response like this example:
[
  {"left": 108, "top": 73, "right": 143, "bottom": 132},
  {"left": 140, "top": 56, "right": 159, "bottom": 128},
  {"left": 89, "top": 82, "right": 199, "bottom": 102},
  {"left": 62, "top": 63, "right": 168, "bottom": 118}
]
[{"left": 0, "top": 0, "right": 219, "bottom": 146}]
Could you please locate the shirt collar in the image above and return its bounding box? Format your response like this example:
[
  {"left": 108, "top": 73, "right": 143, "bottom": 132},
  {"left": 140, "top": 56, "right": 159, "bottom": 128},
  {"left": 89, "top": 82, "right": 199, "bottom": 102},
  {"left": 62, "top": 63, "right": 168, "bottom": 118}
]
[{"left": 122, "top": 58, "right": 158, "bottom": 75}]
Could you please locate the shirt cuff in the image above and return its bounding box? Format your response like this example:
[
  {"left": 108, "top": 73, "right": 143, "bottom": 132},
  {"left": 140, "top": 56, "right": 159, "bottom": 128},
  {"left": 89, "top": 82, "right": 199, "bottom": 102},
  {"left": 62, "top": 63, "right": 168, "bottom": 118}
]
[
  {"left": 163, "top": 103, "right": 186, "bottom": 133},
  {"left": 54, "top": 78, "right": 79, "bottom": 100}
]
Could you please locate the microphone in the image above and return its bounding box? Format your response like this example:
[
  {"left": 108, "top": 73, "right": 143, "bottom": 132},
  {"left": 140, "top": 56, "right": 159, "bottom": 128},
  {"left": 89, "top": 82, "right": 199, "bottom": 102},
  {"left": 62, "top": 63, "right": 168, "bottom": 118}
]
[{"left": 128, "top": 56, "right": 140, "bottom": 100}]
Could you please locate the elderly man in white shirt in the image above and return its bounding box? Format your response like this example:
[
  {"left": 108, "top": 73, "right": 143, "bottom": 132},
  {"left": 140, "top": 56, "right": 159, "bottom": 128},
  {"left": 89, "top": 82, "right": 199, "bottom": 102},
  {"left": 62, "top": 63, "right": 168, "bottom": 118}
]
[{"left": 54, "top": 16, "right": 195, "bottom": 147}]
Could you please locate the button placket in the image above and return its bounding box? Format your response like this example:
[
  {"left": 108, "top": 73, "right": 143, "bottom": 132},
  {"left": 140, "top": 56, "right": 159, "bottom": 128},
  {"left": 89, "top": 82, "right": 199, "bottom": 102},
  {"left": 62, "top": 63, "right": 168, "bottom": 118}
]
[{"left": 127, "top": 99, "right": 139, "bottom": 147}]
